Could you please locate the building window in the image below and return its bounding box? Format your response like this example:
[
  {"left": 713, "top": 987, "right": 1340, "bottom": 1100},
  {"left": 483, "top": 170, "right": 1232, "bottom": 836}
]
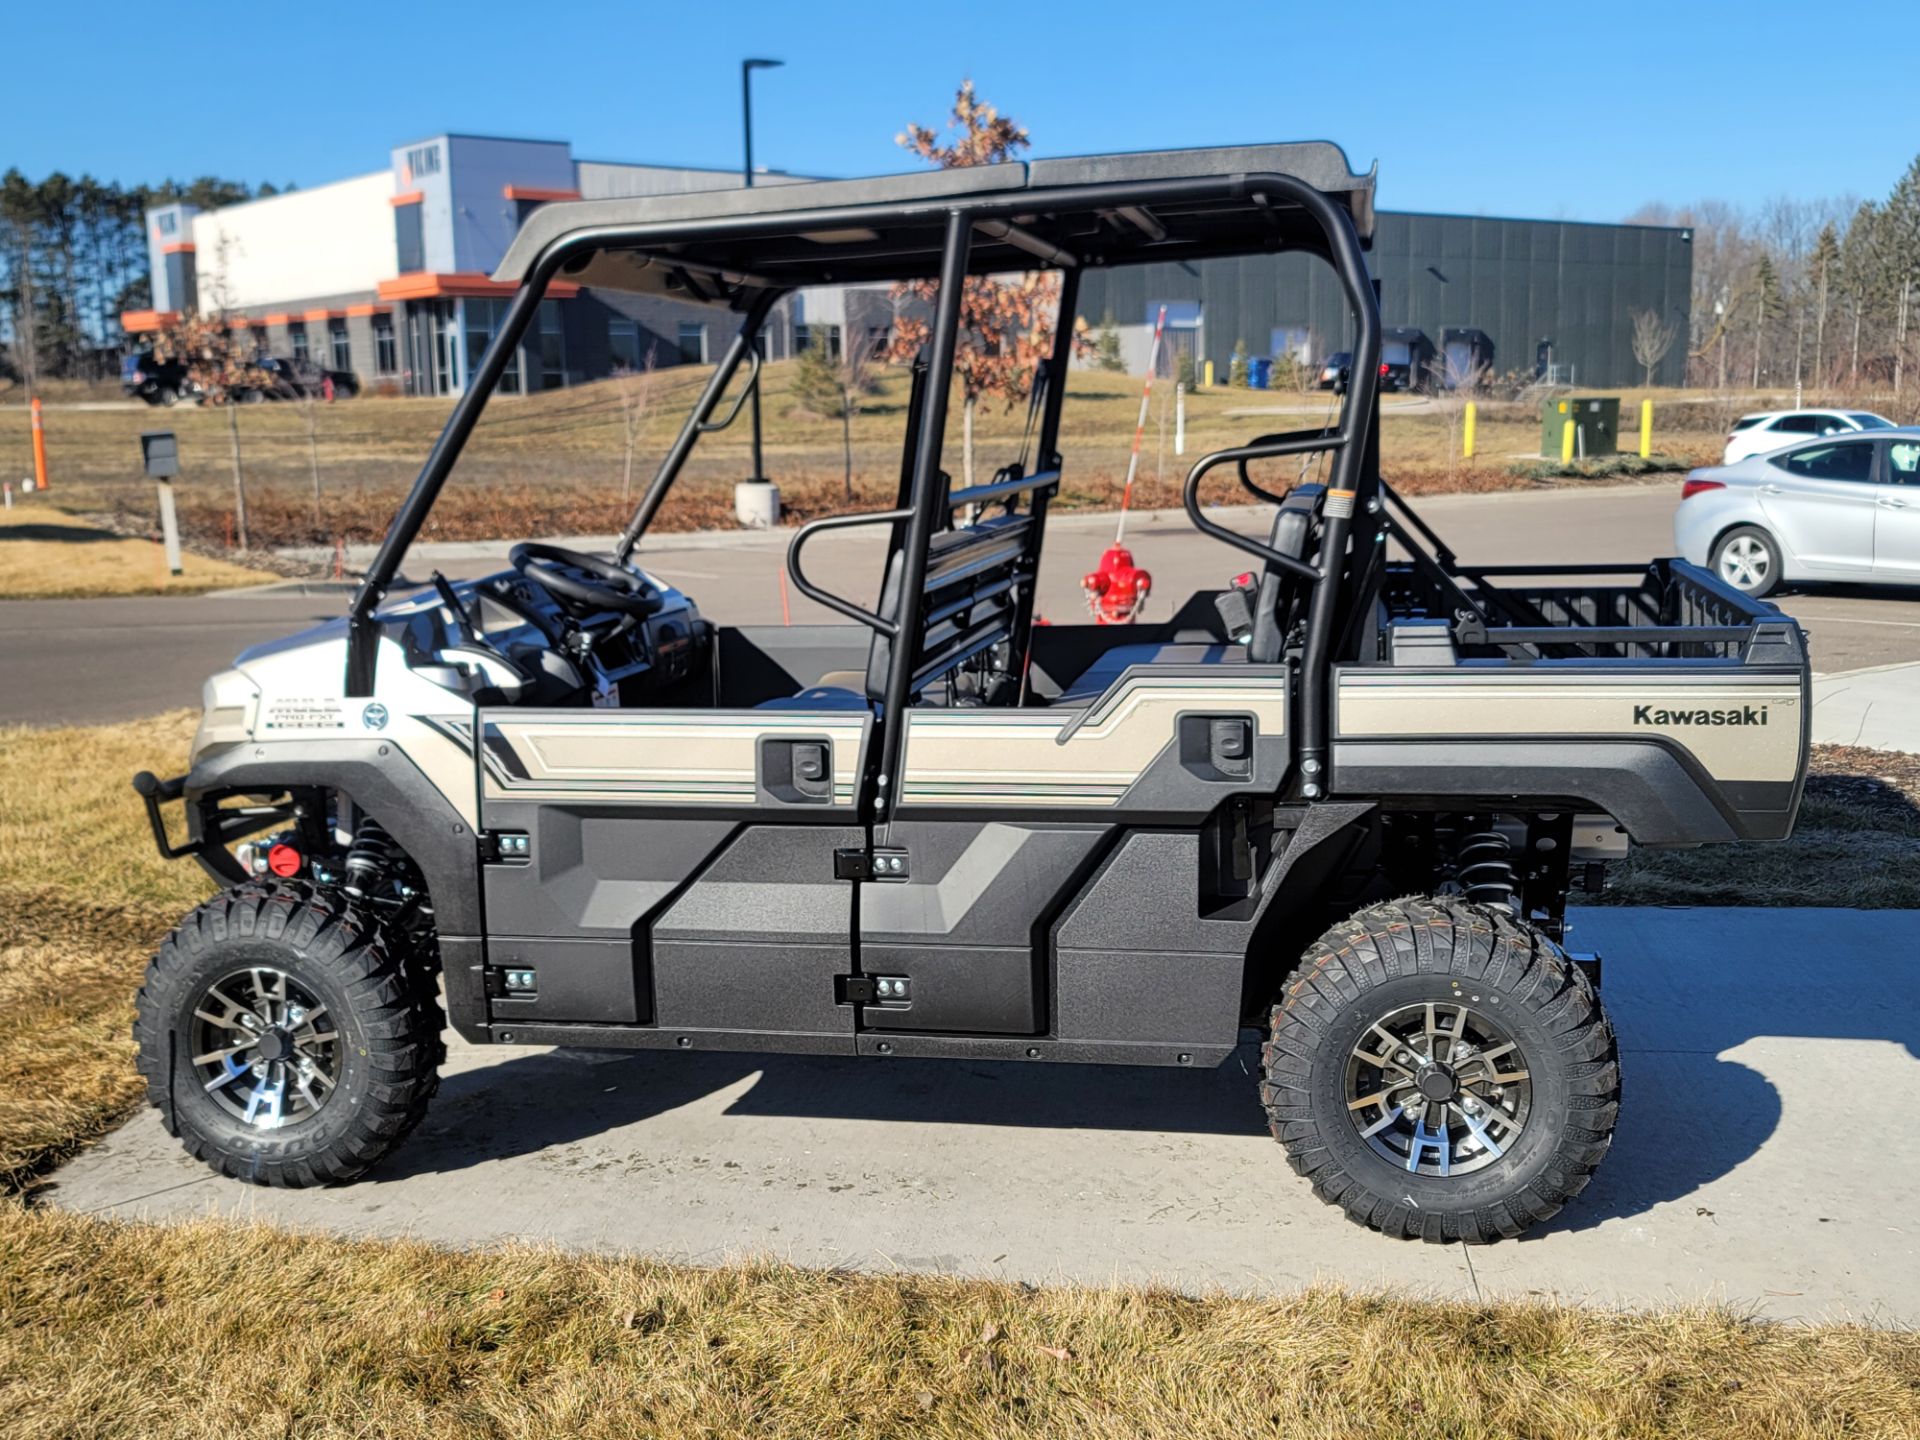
[
  {"left": 537, "top": 301, "right": 567, "bottom": 390},
  {"left": 289, "top": 321, "right": 309, "bottom": 362},
  {"left": 155, "top": 212, "right": 177, "bottom": 237},
  {"left": 464, "top": 297, "right": 522, "bottom": 395},
  {"left": 373, "top": 314, "right": 398, "bottom": 376},
  {"left": 609, "top": 316, "right": 644, "bottom": 372},
  {"left": 395, "top": 203, "right": 425, "bottom": 274},
  {"left": 329, "top": 318, "right": 350, "bottom": 371},
  {"left": 405, "top": 144, "right": 441, "bottom": 179},
  {"left": 676, "top": 321, "right": 707, "bottom": 366}
]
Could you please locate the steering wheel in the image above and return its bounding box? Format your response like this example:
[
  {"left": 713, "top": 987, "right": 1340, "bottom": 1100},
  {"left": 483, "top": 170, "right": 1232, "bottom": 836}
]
[{"left": 509, "top": 542, "right": 663, "bottom": 620}]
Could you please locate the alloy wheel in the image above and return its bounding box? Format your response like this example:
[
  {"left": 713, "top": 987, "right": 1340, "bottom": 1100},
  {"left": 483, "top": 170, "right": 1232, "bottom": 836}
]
[
  {"left": 1718, "top": 534, "right": 1771, "bottom": 591},
  {"left": 1344, "top": 1001, "right": 1533, "bottom": 1177},
  {"left": 190, "top": 966, "right": 339, "bottom": 1129}
]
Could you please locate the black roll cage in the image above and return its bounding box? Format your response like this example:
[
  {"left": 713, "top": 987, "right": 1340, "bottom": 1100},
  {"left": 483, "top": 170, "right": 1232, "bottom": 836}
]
[{"left": 343, "top": 168, "right": 1383, "bottom": 814}]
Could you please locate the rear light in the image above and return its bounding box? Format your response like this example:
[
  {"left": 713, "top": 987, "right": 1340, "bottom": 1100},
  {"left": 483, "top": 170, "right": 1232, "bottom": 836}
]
[
  {"left": 1379, "top": 362, "right": 1390, "bottom": 376},
  {"left": 1681, "top": 478, "right": 1725, "bottom": 501}
]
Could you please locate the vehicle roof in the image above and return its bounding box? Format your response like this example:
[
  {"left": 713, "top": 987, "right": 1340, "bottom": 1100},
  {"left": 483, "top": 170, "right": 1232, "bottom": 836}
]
[
  {"left": 493, "top": 141, "right": 1376, "bottom": 302},
  {"left": 1738, "top": 407, "right": 1887, "bottom": 421}
]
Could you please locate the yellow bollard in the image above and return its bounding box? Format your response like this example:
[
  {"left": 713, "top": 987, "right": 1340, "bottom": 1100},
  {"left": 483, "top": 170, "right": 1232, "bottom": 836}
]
[
  {"left": 1203, "top": 359, "right": 1215, "bottom": 388},
  {"left": 1639, "top": 398, "right": 1653, "bottom": 459},
  {"left": 1462, "top": 401, "right": 1476, "bottom": 459},
  {"left": 1560, "top": 418, "right": 1575, "bottom": 465}
]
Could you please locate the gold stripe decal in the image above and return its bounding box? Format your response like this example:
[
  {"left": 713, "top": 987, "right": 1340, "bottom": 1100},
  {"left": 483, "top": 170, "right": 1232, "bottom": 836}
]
[
  {"left": 902, "top": 671, "right": 1288, "bottom": 808},
  {"left": 483, "top": 710, "right": 869, "bottom": 805}
]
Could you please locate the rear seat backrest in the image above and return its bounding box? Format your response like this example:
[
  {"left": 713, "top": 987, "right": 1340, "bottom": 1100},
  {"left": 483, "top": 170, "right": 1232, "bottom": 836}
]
[{"left": 1248, "top": 484, "right": 1322, "bottom": 663}]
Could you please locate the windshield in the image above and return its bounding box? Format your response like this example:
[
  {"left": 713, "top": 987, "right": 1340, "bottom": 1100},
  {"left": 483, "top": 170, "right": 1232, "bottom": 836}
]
[{"left": 1848, "top": 413, "right": 1894, "bottom": 429}]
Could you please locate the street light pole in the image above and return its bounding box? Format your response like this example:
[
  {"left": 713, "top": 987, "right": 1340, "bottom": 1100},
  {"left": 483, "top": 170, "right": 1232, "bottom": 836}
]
[{"left": 741, "top": 57, "right": 783, "bottom": 485}]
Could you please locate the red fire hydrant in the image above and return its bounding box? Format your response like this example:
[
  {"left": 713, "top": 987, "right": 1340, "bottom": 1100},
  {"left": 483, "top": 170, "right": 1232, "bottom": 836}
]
[{"left": 1082, "top": 543, "right": 1152, "bottom": 625}]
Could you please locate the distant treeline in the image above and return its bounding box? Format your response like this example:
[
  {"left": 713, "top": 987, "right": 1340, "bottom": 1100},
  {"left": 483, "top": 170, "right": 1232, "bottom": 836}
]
[{"left": 0, "top": 172, "right": 289, "bottom": 384}]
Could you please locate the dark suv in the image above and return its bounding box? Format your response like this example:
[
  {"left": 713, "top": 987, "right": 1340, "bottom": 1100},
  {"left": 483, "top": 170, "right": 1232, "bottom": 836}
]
[{"left": 121, "top": 352, "right": 193, "bottom": 406}]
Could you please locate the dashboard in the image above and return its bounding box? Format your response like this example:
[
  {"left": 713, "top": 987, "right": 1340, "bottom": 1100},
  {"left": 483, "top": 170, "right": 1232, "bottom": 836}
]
[{"left": 386, "top": 565, "right": 705, "bottom": 707}]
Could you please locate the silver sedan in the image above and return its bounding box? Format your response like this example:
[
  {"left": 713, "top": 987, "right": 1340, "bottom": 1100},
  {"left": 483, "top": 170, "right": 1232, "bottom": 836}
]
[{"left": 1673, "top": 427, "right": 1920, "bottom": 596}]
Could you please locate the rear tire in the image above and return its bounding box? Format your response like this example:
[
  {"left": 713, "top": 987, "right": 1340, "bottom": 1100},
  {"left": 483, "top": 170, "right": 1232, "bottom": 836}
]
[
  {"left": 1710, "top": 524, "right": 1781, "bottom": 597},
  {"left": 1261, "top": 897, "right": 1620, "bottom": 1243},
  {"left": 133, "top": 882, "right": 443, "bottom": 1187}
]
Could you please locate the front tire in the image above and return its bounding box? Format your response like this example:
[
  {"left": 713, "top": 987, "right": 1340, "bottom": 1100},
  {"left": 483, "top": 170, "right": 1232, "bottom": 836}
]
[
  {"left": 1710, "top": 524, "right": 1781, "bottom": 597},
  {"left": 1261, "top": 897, "right": 1619, "bottom": 1243},
  {"left": 134, "top": 882, "right": 443, "bottom": 1187}
]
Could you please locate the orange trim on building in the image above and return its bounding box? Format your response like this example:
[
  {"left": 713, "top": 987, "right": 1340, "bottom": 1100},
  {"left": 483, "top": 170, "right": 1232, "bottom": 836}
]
[
  {"left": 227, "top": 316, "right": 258, "bottom": 327},
  {"left": 389, "top": 190, "right": 424, "bottom": 207},
  {"left": 120, "top": 310, "right": 179, "bottom": 333},
  {"left": 376, "top": 272, "right": 581, "bottom": 302},
  {"left": 264, "top": 313, "right": 297, "bottom": 326},
  {"left": 161, "top": 242, "right": 196, "bottom": 255},
  {"left": 345, "top": 303, "right": 393, "bottom": 317},
  {"left": 502, "top": 185, "right": 582, "bottom": 203},
  {"left": 303, "top": 307, "right": 341, "bottom": 322}
]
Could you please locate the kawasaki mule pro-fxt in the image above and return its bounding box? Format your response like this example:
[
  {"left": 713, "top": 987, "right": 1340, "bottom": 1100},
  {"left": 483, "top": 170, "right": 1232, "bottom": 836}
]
[{"left": 133, "top": 144, "right": 1810, "bottom": 1241}]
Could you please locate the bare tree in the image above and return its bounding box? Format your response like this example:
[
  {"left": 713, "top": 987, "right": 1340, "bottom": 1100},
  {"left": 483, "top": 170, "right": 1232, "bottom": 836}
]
[
  {"left": 614, "top": 345, "right": 659, "bottom": 502},
  {"left": 794, "top": 325, "right": 879, "bottom": 500},
  {"left": 1630, "top": 309, "right": 1678, "bottom": 386},
  {"left": 1426, "top": 349, "right": 1489, "bottom": 479}
]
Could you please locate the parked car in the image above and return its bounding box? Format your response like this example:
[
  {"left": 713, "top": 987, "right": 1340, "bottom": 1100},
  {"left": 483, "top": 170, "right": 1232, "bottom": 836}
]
[
  {"left": 1722, "top": 408, "right": 1894, "bottom": 464},
  {"left": 240, "top": 356, "right": 361, "bottom": 402},
  {"left": 1317, "top": 351, "right": 1351, "bottom": 391},
  {"left": 121, "top": 352, "right": 192, "bottom": 406},
  {"left": 1675, "top": 427, "right": 1920, "bottom": 595}
]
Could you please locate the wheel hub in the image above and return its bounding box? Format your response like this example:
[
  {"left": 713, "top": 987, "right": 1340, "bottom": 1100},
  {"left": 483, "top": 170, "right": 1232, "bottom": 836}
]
[
  {"left": 1344, "top": 1001, "right": 1533, "bottom": 1177},
  {"left": 189, "top": 966, "right": 339, "bottom": 1130}
]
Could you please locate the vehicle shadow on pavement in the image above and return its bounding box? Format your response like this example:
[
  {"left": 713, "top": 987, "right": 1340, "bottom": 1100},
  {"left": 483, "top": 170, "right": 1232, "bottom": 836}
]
[
  {"left": 370, "top": 1044, "right": 1271, "bottom": 1183},
  {"left": 1529, "top": 904, "right": 1920, "bottom": 1238}
]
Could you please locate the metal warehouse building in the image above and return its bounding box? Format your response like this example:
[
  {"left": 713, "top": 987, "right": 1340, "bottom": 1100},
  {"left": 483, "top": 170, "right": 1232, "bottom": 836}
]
[
  {"left": 125, "top": 135, "right": 1692, "bottom": 395},
  {"left": 1077, "top": 211, "right": 1694, "bottom": 389}
]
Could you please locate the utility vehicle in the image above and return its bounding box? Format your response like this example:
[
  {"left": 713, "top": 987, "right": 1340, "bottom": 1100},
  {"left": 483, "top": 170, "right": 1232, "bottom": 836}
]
[{"left": 133, "top": 144, "right": 1810, "bottom": 1242}]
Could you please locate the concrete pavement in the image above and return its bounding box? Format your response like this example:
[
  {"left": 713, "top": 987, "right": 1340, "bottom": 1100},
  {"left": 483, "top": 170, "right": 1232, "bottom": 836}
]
[
  {"left": 9, "top": 484, "right": 1920, "bottom": 726},
  {"left": 1813, "top": 661, "right": 1920, "bottom": 753},
  {"left": 45, "top": 906, "right": 1920, "bottom": 1321}
]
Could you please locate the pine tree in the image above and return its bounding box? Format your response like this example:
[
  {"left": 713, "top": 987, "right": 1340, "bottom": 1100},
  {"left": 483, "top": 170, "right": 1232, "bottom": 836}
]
[
  {"left": 790, "top": 334, "right": 845, "bottom": 420},
  {"left": 1228, "top": 338, "right": 1250, "bottom": 388},
  {"left": 1093, "top": 309, "right": 1124, "bottom": 372}
]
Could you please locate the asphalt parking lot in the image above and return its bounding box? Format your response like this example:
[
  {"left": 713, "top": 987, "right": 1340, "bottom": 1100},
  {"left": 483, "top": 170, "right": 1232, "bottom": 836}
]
[
  {"left": 48, "top": 906, "right": 1920, "bottom": 1321},
  {"left": 5, "top": 483, "right": 1919, "bottom": 726}
]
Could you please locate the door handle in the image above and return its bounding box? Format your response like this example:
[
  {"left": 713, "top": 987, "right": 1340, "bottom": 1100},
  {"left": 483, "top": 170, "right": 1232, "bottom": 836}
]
[
  {"left": 1758, "top": 483, "right": 1782, "bottom": 495},
  {"left": 760, "top": 737, "right": 833, "bottom": 804},
  {"left": 1879, "top": 496, "right": 1909, "bottom": 510}
]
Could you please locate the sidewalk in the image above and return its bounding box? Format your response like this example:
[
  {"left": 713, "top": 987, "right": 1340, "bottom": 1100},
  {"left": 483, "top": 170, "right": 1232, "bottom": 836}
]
[
  {"left": 1812, "top": 661, "right": 1920, "bottom": 753},
  {"left": 42, "top": 906, "right": 1920, "bottom": 1321}
]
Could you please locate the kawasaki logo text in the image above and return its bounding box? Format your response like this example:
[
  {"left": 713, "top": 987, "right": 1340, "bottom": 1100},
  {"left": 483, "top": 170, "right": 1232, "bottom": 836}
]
[{"left": 1632, "top": 705, "right": 1767, "bottom": 726}]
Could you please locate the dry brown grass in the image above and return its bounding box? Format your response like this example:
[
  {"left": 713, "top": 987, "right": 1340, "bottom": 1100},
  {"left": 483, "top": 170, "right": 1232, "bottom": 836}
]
[
  {"left": 2, "top": 368, "right": 1726, "bottom": 551},
  {"left": 1, "top": 1206, "right": 1916, "bottom": 1440},
  {"left": 1600, "top": 745, "right": 1920, "bottom": 907},
  {"left": 1, "top": 716, "right": 1916, "bottom": 1436},
  {"left": 0, "top": 711, "right": 207, "bottom": 1188},
  {"left": 0, "top": 510, "right": 275, "bottom": 598}
]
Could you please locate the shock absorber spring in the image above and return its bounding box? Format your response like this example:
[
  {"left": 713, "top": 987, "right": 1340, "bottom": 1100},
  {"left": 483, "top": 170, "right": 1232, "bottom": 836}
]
[
  {"left": 343, "top": 815, "right": 400, "bottom": 898},
  {"left": 1456, "top": 829, "right": 1517, "bottom": 910}
]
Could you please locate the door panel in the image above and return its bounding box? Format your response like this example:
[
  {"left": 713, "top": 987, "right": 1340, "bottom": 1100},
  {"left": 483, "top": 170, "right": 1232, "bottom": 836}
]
[
  {"left": 857, "top": 821, "right": 1109, "bottom": 1035},
  {"left": 1873, "top": 439, "right": 1920, "bottom": 579},
  {"left": 477, "top": 706, "right": 871, "bottom": 1030},
  {"left": 1757, "top": 443, "right": 1877, "bottom": 573},
  {"left": 651, "top": 824, "right": 864, "bottom": 1036}
]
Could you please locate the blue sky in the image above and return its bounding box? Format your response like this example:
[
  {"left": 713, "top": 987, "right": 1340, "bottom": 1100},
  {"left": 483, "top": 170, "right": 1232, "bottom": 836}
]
[{"left": 15, "top": 1, "right": 1919, "bottom": 221}]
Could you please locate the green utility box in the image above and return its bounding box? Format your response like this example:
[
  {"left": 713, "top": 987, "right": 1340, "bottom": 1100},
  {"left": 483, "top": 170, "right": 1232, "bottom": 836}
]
[{"left": 1540, "top": 396, "right": 1620, "bottom": 458}]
